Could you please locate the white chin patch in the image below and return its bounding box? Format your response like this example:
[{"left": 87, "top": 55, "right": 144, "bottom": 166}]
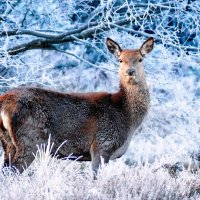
[{"left": 127, "top": 76, "right": 139, "bottom": 84}]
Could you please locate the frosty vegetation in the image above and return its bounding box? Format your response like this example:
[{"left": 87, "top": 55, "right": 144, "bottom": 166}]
[{"left": 0, "top": 0, "right": 199, "bottom": 199}]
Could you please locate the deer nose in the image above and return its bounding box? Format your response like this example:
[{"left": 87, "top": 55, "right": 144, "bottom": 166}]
[{"left": 126, "top": 68, "right": 136, "bottom": 76}]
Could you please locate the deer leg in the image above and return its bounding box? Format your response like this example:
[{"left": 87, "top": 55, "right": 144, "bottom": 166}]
[
  {"left": 2, "top": 126, "right": 47, "bottom": 173},
  {"left": 0, "top": 127, "right": 25, "bottom": 173},
  {"left": 0, "top": 132, "right": 25, "bottom": 173},
  {"left": 10, "top": 127, "right": 48, "bottom": 173},
  {"left": 11, "top": 145, "right": 35, "bottom": 173},
  {"left": 3, "top": 143, "right": 16, "bottom": 168},
  {"left": 0, "top": 128, "right": 17, "bottom": 171},
  {"left": 90, "top": 141, "right": 110, "bottom": 179},
  {"left": 2, "top": 145, "right": 36, "bottom": 174}
]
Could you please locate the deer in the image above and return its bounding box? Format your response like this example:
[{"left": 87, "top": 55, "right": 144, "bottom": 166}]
[{"left": 0, "top": 37, "right": 154, "bottom": 178}]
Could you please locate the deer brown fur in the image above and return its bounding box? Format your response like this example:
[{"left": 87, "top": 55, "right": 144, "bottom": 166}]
[{"left": 0, "top": 37, "right": 154, "bottom": 177}]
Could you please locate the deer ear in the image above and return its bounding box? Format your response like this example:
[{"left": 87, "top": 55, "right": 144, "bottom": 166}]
[
  {"left": 140, "top": 37, "right": 154, "bottom": 56},
  {"left": 106, "top": 38, "right": 122, "bottom": 57}
]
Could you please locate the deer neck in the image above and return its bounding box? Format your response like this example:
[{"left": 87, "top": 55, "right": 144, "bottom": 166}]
[{"left": 119, "top": 80, "right": 150, "bottom": 126}]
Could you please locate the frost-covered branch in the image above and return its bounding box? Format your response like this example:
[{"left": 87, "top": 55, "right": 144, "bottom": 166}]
[
  {"left": 6, "top": 19, "right": 132, "bottom": 55},
  {"left": 0, "top": 22, "right": 98, "bottom": 39},
  {"left": 0, "top": 0, "right": 199, "bottom": 56}
]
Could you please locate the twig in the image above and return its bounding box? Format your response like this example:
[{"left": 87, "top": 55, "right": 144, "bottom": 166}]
[
  {"left": 52, "top": 46, "right": 116, "bottom": 72},
  {"left": 72, "top": 36, "right": 118, "bottom": 65},
  {"left": 113, "top": 24, "right": 200, "bottom": 52}
]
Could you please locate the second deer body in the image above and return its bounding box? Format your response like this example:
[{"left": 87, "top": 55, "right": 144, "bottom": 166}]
[{"left": 0, "top": 37, "right": 154, "bottom": 176}]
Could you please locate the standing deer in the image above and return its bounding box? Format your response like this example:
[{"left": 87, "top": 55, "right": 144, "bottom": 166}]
[{"left": 0, "top": 37, "right": 154, "bottom": 177}]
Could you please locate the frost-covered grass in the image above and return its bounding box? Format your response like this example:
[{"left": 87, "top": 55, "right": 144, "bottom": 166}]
[{"left": 0, "top": 141, "right": 200, "bottom": 200}]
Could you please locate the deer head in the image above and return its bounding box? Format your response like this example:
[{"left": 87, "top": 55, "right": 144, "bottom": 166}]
[{"left": 106, "top": 37, "right": 154, "bottom": 86}]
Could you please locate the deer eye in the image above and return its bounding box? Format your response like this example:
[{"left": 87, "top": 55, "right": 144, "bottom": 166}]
[
  {"left": 139, "top": 58, "right": 143, "bottom": 62},
  {"left": 119, "top": 59, "right": 123, "bottom": 63},
  {"left": 132, "top": 59, "right": 137, "bottom": 64}
]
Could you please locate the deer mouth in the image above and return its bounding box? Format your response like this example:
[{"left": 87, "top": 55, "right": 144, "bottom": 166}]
[{"left": 126, "top": 75, "right": 139, "bottom": 85}]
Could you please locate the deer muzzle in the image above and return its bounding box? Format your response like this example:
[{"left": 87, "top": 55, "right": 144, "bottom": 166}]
[{"left": 126, "top": 68, "right": 136, "bottom": 77}]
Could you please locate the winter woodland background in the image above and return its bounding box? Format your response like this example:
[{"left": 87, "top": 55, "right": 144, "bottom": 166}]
[{"left": 0, "top": 0, "right": 199, "bottom": 199}]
